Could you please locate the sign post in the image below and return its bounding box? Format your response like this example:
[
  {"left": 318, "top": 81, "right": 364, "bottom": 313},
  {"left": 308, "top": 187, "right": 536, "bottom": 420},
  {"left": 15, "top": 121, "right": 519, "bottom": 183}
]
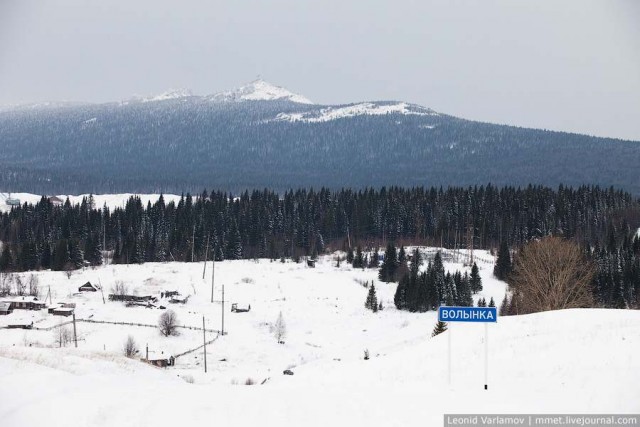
[{"left": 438, "top": 306, "right": 497, "bottom": 390}]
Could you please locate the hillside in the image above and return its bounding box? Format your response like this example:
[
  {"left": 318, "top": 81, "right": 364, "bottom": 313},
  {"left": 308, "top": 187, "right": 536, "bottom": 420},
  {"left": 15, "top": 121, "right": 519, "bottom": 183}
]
[
  {"left": 1, "top": 80, "right": 639, "bottom": 195},
  {"left": 0, "top": 253, "right": 638, "bottom": 426}
]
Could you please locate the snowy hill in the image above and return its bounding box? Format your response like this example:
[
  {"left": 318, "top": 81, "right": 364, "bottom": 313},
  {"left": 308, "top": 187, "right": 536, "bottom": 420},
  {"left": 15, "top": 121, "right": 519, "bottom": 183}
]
[
  {"left": 0, "top": 252, "right": 638, "bottom": 426},
  {"left": 209, "top": 79, "right": 313, "bottom": 104}
]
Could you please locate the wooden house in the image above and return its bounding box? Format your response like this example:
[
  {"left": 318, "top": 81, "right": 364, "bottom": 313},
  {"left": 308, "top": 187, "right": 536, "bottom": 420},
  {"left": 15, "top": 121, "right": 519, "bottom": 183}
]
[
  {"left": 109, "top": 294, "right": 157, "bottom": 303},
  {"left": 7, "top": 296, "right": 46, "bottom": 310},
  {"left": 0, "top": 302, "right": 13, "bottom": 315},
  {"left": 52, "top": 307, "right": 74, "bottom": 317},
  {"left": 79, "top": 282, "right": 98, "bottom": 292}
]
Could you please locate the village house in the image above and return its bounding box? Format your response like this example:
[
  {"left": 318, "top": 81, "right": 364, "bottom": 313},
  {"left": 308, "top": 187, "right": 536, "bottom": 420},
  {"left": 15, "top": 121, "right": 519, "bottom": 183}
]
[
  {"left": 78, "top": 282, "right": 98, "bottom": 292},
  {"left": 52, "top": 307, "right": 74, "bottom": 317},
  {"left": 5, "top": 296, "right": 46, "bottom": 311},
  {"left": 0, "top": 302, "right": 13, "bottom": 315}
]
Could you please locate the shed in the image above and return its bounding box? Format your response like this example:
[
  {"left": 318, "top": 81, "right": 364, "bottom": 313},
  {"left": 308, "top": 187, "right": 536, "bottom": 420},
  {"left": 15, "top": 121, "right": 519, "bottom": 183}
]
[
  {"left": 79, "top": 282, "right": 98, "bottom": 292},
  {"left": 162, "top": 291, "right": 179, "bottom": 299},
  {"left": 8, "top": 322, "right": 33, "bottom": 329},
  {"left": 231, "top": 303, "right": 251, "bottom": 313},
  {"left": 52, "top": 307, "right": 74, "bottom": 317},
  {"left": 169, "top": 295, "right": 189, "bottom": 304},
  {"left": 47, "top": 304, "right": 62, "bottom": 314},
  {"left": 0, "top": 302, "right": 13, "bottom": 315}
]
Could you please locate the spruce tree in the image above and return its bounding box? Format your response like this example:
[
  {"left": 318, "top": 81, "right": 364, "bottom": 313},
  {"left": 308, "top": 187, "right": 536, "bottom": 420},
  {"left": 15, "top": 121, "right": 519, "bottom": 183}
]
[
  {"left": 432, "top": 251, "right": 446, "bottom": 304},
  {"left": 226, "top": 221, "right": 242, "bottom": 260},
  {"left": 494, "top": 241, "right": 512, "bottom": 280},
  {"left": 488, "top": 297, "right": 496, "bottom": 307},
  {"left": 353, "top": 246, "right": 364, "bottom": 268},
  {"left": 70, "top": 240, "right": 84, "bottom": 268},
  {"left": 456, "top": 271, "right": 473, "bottom": 307},
  {"left": 499, "top": 294, "right": 510, "bottom": 316},
  {"left": 365, "top": 282, "right": 378, "bottom": 312},
  {"left": 398, "top": 245, "right": 406, "bottom": 265},
  {"left": 0, "top": 245, "right": 12, "bottom": 272},
  {"left": 432, "top": 320, "right": 448, "bottom": 337},
  {"left": 378, "top": 243, "right": 398, "bottom": 282},
  {"left": 394, "top": 275, "right": 408, "bottom": 310},
  {"left": 470, "top": 262, "right": 483, "bottom": 293},
  {"left": 346, "top": 247, "right": 354, "bottom": 264}
]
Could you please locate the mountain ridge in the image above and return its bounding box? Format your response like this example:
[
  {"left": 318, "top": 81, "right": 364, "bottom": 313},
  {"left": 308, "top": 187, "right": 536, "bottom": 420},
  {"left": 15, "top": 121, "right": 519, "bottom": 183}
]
[{"left": 0, "top": 80, "right": 638, "bottom": 195}]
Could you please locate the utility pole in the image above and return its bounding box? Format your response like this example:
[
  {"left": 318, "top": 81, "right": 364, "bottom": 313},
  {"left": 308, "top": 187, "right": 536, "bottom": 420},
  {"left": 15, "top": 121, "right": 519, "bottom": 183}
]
[
  {"left": 72, "top": 312, "right": 78, "bottom": 348},
  {"left": 221, "top": 284, "right": 225, "bottom": 335},
  {"left": 203, "top": 316, "right": 207, "bottom": 373},
  {"left": 202, "top": 235, "right": 209, "bottom": 279},
  {"left": 98, "top": 278, "right": 105, "bottom": 304},
  {"left": 146, "top": 343, "right": 149, "bottom": 361}
]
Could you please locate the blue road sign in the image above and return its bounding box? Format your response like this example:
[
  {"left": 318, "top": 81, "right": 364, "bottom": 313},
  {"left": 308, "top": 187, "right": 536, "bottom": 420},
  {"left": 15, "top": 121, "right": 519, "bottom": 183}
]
[{"left": 438, "top": 306, "right": 497, "bottom": 323}]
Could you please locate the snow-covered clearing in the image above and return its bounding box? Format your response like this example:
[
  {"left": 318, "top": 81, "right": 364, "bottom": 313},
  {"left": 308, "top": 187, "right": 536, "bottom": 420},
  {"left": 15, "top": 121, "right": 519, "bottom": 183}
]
[
  {"left": 1, "top": 249, "right": 638, "bottom": 426},
  {"left": 274, "top": 102, "right": 438, "bottom": 123},
  {"left": 0, "top": 192, "right": 183, "bottom": 212}
]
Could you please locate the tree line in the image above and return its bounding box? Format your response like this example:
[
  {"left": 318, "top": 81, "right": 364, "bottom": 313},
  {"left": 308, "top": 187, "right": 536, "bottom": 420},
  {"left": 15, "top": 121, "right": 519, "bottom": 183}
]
[{"left": 0, "top": 185, "right": 638, "bottom": 309}]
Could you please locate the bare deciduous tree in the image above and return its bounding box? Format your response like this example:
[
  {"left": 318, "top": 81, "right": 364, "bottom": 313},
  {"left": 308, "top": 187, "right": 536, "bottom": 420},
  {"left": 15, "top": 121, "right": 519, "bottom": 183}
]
[
  {"left": 273, "top": 311, "right": 286, "bottom": 344},
  {"left": 15, "top": 276, "right": 25, "bottom": 296},
  {"left": 510, "top": 237, "right": 595, "bottom": 314},
  {"left": 64, "top": 262, "right": 75, "bottom": 279},
  {"left": 0, "top": 272, "right": 12, "bottom": 297},
  {"left": 28, "top": 274, "right": 40, "bottom": 297},
  {"left": 158, "top": 310, "right": 179, "bottom": 337},
  {"left": 111, "top": 280, "right": 129, "bottom": 297},
  {"left": 54, "top": 326, "right": 74, "bottom": 347},
  {"left": 124, "top": 335, "right": 138, "bottom": 358}
]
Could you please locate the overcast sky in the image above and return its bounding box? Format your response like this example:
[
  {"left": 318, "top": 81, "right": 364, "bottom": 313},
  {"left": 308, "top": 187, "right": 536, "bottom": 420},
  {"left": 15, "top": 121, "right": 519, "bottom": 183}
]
[{"left": 1, "top": 0, "right": 639, "bottom": 140}]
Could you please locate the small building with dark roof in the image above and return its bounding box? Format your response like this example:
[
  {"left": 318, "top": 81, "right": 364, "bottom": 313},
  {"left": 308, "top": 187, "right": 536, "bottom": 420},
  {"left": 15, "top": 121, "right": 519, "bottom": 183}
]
[
  {"left": 0, "top": 302, "right": 13, "bottom": 315},
  {"left": 79, "top": 282, "right": 98, "bottom": 292}
]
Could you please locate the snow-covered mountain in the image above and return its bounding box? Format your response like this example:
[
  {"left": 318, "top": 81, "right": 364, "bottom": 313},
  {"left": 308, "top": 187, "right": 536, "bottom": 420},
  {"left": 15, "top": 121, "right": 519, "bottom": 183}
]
[
  {"left": 208, "top": 79, "right": 313, "bottom": 104},
  {"left": 0, "top": 79, "right": 639, "bottom": 195},
  {"left": 138, "top": 89, "right": 194, "bottom": 103}
]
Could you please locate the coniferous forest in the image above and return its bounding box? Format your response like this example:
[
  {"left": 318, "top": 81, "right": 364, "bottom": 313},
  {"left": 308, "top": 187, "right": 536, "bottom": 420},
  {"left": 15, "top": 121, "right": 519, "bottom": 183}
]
[{"left": 0, "top": 184, "right": 639, "bottom": 308}]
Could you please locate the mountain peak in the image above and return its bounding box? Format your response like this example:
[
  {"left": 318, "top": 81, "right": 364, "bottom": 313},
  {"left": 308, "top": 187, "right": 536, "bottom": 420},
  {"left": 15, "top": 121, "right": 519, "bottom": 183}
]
[
  {"left": 130, "top": 89, "right": 193, "bottom": 103},
  {"left": 209, "top": 79, "right": 313, "bottom": 104}
]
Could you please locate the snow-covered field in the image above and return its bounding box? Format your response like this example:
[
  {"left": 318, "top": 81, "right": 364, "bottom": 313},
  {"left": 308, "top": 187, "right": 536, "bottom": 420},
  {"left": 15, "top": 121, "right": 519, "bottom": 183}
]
[
  {"left": 1, "top": 250, "right": 638, "bottom": 426},
  {"left": 0, "top": 192, "right": 183, "bottom": 212}
]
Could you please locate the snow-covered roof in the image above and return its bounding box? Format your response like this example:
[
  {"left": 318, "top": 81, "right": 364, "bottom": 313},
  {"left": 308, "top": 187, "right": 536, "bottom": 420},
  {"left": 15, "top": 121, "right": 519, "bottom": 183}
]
[{"left": 4, "top": 296, "right": 40, "bottom": 303}]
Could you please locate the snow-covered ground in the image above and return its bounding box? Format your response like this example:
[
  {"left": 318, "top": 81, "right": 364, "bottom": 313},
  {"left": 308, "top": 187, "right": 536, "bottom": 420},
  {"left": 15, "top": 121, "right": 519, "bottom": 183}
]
[
  {"left": 209, "top": 79, "right": 313, "bottom": 104},
  {"left": 274, "top": 102, "right": 438, "bottom": 123},
  {"left": 1, "top": 250, "right": 638, "bottom": 426},
  {"left": 0, "top": 192, "right": 183, "bottom": 212}
]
